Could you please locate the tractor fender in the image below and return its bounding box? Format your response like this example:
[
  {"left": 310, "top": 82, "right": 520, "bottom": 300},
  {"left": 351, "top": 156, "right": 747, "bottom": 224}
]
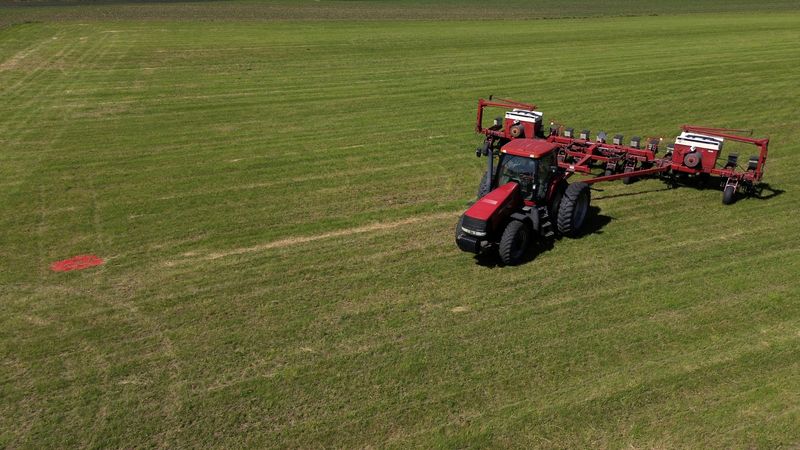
[
  {"left": 548, "top": 179, "right": 568, "bottom": 218},
  {"left": 528, "top": 209, "right": 541, "bottom": 233},
  {"left": 510, "top": 212, "right": 537, "bottom": 232}
]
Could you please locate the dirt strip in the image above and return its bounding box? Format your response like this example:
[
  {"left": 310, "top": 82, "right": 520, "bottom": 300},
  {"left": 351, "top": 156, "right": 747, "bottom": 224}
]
[{"left": 165, "top": 210, "right": 459, "bottom": 266}]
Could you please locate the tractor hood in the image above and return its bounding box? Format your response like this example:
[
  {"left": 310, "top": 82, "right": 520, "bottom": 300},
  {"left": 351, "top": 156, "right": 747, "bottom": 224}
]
[
  {"left": 457, "top": 182, "right": 521, "bottom": 254},
  {"left": 464, "top": 182, "right": 520, "bottom": 222}
]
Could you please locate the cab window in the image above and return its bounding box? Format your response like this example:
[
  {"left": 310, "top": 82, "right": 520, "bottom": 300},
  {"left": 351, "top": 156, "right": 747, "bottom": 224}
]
[
  {"left": 497, "top": 155, "right": 537, "bottom": 200},
  {"left": 535, "top": 153, "right": 554, "bottom": 200}
]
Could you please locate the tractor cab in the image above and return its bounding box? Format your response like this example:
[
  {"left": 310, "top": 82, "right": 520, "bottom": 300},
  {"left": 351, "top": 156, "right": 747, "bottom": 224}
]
[{"left": 496, "top": 139, "right": 559, "bottom": 201}]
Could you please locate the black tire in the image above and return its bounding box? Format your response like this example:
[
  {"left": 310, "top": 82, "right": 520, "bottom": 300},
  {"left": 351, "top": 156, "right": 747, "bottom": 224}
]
[
  {"left": 477, "top": 171, "right": 491, "bottom": 198},
  {"left": 722, "top": 185, "right": 736, "bottom": 205},
  {"left": 499, "top": 220, "right": 530, "bottom": 265},
  {"left": 604, "top": 168, "right": 613, "bottom": 177},
  {"left": 622, "top": 167, "right": 634, "bottom": 185},
  {"left": 548, "top": 181, "right": 567, "bottom": 218},
  {"left": 557, "top": 182, "right": 591, "bottom": 237}
]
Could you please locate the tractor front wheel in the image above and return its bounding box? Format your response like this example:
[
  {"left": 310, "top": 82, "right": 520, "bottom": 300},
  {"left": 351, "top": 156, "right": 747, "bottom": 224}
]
[
  {"left": 499, "top": 220, "right": 530, "bottom": 265},
  {"left": 557, "top": 182, "right": 591, "bottom": 237},
  {"left": 722, "top": 185, "right": 737, "bottom": 205}
]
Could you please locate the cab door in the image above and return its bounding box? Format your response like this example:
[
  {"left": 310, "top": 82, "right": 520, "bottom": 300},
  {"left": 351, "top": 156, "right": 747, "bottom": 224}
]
[{"left": 535, "top": 153, "right": 555, "bottom": 202}]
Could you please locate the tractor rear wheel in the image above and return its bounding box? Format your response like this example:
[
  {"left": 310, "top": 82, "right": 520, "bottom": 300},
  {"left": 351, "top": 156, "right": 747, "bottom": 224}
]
[
  {"left": 477, "top": 171, "right": 491, "bottom": 198},
  {"left": 722, "top": 185, "right": 737, "bottom": 205},
  {"left": 548, "top": 181, "right": 567, "bottom": 218},
  {"left": 557, "top": 182, "right": 591, "bottom": 237},
  {"left": 499, "top": 220, "right": 530, "bottom": 265}
]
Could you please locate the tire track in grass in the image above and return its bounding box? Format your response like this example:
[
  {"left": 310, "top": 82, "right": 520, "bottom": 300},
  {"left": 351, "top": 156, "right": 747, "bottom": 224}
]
[
  {"left": 0, "top": 29, "right": 50, "bottom": 72},
  {"left": 0, "top": 28, "right": 83, "bottom": 138},
  {"left": 73, "top": 32, "right": 170, "bottom": 449},
  {"left": 10, "top": 33, "right": 109, "bottom": 280},
  {"left": 1, "top": 30, "right": 114, "bottom": 442},
  {"left": 0, "top": 25, "right": 63, "bottom": 98},
  {"left": 151, "top": 155, "right": 454, "bottom": 202},
  {"left": 7, "top": 29, "right": 183, "bottom": 446},
  {"left": 82, "top": 127, "right": 454, "bottom": 192},
  {"left": 0, "top": 28, "right": 91, "bottom": 221},
  {"left": 50, "top": 33, "right": 117, "bottom": 446},
  {"left": 30, "top": 32, "right": 112, "bottom": 273},
  {"left": 73, "top": 31, "right": 187, "bottom": 447},
  {"left": 165, "top": 210, "right": 459, "bottom": 266}
]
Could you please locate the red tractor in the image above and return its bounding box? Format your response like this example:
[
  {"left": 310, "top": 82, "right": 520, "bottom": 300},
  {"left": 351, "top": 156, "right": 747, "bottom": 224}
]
[{"left": 455, "top": 98, "right": 770, "bottom": 265}]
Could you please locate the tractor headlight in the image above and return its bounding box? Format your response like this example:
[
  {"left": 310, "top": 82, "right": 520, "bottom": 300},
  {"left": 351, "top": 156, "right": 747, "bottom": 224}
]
[
  {"left": 462, "top": 228, "right": 487, "bottom": 237},
  {"left": 460, "top": 215, "right": 488, "bottom": 237}
]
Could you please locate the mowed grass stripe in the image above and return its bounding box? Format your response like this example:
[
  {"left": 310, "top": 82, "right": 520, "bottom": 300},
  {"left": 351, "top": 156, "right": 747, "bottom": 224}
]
[{"left": 0, "top": 32, "right": 119, "bottom": 274}]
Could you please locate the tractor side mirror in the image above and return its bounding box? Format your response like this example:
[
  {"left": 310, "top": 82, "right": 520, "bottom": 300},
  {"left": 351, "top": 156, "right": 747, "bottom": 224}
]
[{"left": 490, "top": 116, "right": 503, "bottom": 131}]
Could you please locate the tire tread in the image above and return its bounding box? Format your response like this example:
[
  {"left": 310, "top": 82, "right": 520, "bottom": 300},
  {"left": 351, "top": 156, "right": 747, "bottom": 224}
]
[
  {"left": 557, "top": 182, "right": 590, "bottom": 237},
  {"left": 499, "top": 220, "right": 528, "bottom": 265}
]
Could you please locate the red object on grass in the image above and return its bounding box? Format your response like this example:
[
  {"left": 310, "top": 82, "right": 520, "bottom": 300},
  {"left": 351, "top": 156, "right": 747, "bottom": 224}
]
[{"left": 50, "top": 255, "right": 104, "bottom": 272}]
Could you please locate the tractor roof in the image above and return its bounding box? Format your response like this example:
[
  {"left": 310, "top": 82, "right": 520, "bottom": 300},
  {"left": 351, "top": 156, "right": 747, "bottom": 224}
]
[{"left": 501, "top": 139, "right": 558, "bottom": 159}]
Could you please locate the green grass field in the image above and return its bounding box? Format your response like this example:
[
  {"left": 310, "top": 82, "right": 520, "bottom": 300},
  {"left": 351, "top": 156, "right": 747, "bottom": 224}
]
[{"left": 1, "top": 1, "right": 799, "bottom": 447}]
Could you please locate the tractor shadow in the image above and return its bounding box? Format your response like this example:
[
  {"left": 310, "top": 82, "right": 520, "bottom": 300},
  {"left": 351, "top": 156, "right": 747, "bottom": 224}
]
[
  {"left": 474, "top": 206, "right": 612, "bottom": 268},
  {"left": 752, "top": 183, "right": 784, "bottom": 201},
  {"left": 573, "top": 206, "right": 613, "bottom": 238},
  {"left": 591, "top": 186, "right": 671, "bottom": 201},
  {"left": 593, "top": 178, "right": 784, "bottom": 202},
  {"left": 677, "top": 178, "right": 785, "bottom": 201}
]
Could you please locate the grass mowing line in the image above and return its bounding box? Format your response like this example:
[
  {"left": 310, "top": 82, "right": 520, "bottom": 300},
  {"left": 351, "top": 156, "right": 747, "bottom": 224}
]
[
  {"left": 150, "top": 156, "right": 457, "bottom": 203},
  {"left": 0, "top": 27, "right": 63, "bottom": 97},
  {"left": 83, "top": 289, "right": 184, "bottom": 448},
  {"left": 0, "top": 31, "right": 78, "bottom": 138},
  {"left": 0, "top": 31, "right": 51, "bottom": 72},
  {"left": 165, "top": 210, "right": 460, "bottom": 266},
  {"left": 0, "top": 29, "right": 106, "bottom": 151},
  {"left": 10, "top": 32, "right": 116, "bottom": 281}
]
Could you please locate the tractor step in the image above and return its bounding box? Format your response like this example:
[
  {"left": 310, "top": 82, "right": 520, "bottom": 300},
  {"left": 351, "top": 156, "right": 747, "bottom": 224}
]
[{"left": 538, "top": 207, "right": 555, "bottom": 238}]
